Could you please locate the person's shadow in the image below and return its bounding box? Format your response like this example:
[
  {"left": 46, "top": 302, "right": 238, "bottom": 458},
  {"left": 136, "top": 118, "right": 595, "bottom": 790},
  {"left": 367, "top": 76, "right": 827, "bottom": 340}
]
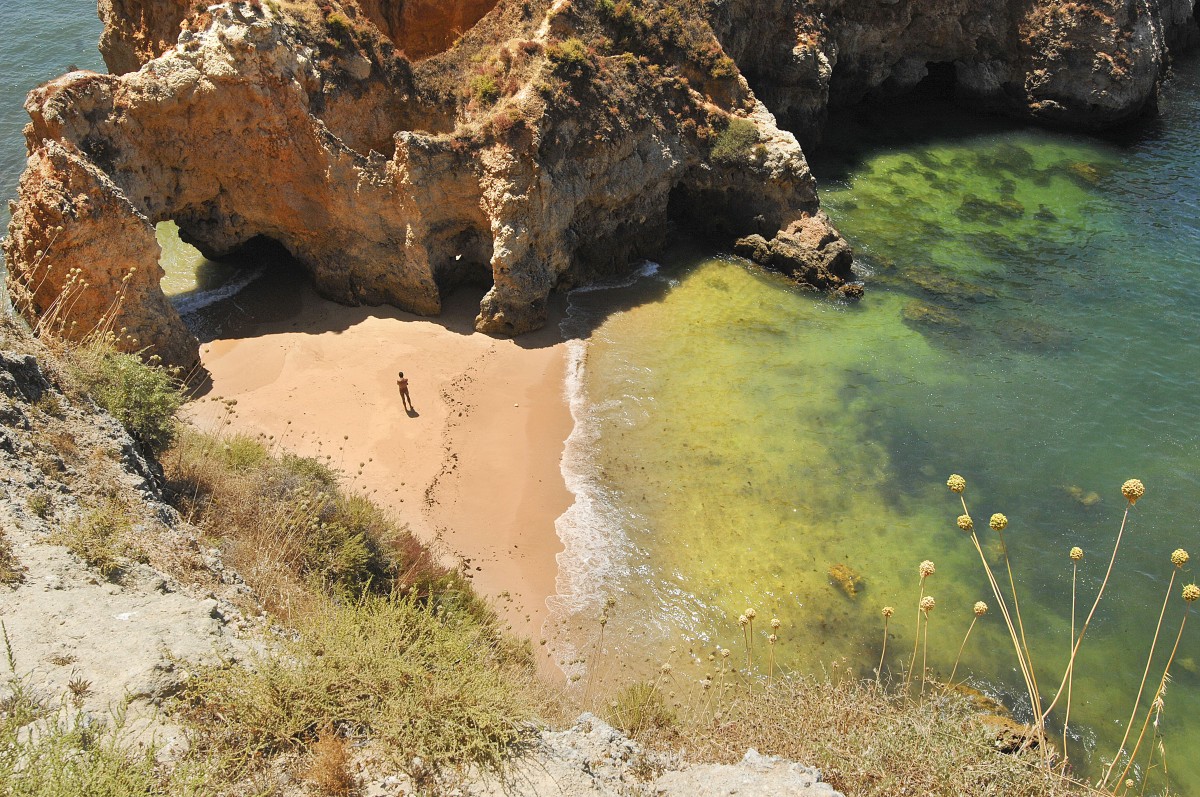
[{"left": 405, "top": 406, "right": 419, "bottom": 418}]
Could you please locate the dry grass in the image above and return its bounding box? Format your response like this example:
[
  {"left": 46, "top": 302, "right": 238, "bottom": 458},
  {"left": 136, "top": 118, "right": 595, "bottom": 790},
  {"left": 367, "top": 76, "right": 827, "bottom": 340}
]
[
  {"left": 164, "top": 428, "right": 460, "bottom": 618},
  {"left": 635, "top": 673, "right": 1103, "bottom": 797},
  {"left": 0, "top": 530, "right": 24, "bottom": 585},
  {"left": 604, "top": 681, "right": 676, "bottom": 739},
  {"left": 304, "top": 727, "right": 357, "bottom": 796},
  {"left": 179, "top": 593, "right": 537, "bottom": 789},
  {"left": 162, "top": 427, "right": 540, "bottom": 787}
]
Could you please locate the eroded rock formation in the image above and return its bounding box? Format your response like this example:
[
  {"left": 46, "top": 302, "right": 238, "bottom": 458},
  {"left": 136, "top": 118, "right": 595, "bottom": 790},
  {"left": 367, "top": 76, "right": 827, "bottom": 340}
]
[
  {"left": 359, "top": 0, "right": 502, "bottom": 60},
  {"left": 713, "top": 0, "right": 1196, "bottom": 147},
  {"left": 6, "top": 0, "right": 1196, "bottom": 367},
  {"left": 6, "top": 0, "right": 852, "bottom": 367}
]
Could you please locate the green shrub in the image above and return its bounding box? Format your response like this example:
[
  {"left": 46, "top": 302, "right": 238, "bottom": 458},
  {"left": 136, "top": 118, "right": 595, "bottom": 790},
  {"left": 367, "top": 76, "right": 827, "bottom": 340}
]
[
  {"left": 0, "top": 708, "right": 163, "bottom": 796},
  {"left": 32, "top": 391, "right": 64, "bottom": 418},
  {"left": 180, "top": 595, "right": 535, "bottom": 782},
  {"left": 471, "top": 73, "right": 501, "bottom": 104},
  {"left": 26, "top": 490, "right": 52, "bottom": 519},
  {"left": 66, "top": 341, "right": 182, "bottom": 454},
  {"left": 710, "top": 55, "right": 738, "bottom": 80},
  {"left": 547, "top": 37, "right": 591, "bottom": 75},
  {"left": 710, "top": 117, "right": 759, "bottom": 165},
  {"left": 54, "top": 500, "right": 139, "bottom": 580},
  {"left": 217, "top": 434, "right": 270, "bottom": 472},
  {"left": 326, "top": 11, "right": 352, "bottom": 40}
]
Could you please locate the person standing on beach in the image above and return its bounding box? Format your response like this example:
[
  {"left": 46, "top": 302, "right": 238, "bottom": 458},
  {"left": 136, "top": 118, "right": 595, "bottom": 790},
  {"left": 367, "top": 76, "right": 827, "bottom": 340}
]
[{"left": 397, "top": 371, "right": 414, "bottom": 412}]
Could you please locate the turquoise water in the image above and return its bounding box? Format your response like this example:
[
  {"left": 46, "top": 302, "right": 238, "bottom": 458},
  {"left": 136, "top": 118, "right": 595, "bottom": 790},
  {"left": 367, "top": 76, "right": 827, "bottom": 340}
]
[
  {"left": 555, "top": 65, "right": 1200, "bottom": 793},
  {"left": 0, "top": 1, "right": 224, "bottom": 299},
  {"left": 0, "top": 0, "right": 106, "bottom": 233}
]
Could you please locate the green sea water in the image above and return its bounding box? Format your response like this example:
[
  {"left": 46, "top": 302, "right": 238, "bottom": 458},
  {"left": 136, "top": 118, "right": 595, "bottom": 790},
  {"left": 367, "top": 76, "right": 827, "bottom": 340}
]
[{"left": 554, "top": 65, "right": 1200, "bottom": 792}]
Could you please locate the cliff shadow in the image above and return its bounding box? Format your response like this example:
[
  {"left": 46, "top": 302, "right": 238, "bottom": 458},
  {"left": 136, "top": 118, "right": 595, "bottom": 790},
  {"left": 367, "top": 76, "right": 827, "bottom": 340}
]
[
  {"left": 810, "top": 60, "right": 1164, "bottom": 183},
  {"left": 174, "top": 233, "right": 575, "bottom": 404}
]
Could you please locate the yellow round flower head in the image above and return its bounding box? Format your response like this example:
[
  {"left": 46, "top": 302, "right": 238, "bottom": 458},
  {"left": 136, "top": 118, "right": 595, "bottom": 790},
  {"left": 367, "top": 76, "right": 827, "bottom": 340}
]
[
  {"left": 973, "top": 601, "right": 988, "bottom": 616},
  {"left": 957, "top": 514, "right": 974, "bottom": 532},
  {"left": 881, "top": 606, "right": 895, "bottom": 618},
  {"left": 989, "top": 513, "right": 1008, "bottom": 531},
  {"left": 1069, "top": 546, "right": 1084, "bottom": 562},
  {"left": 770, "top": 617, "right": 781, "bottom": 630},
  {"left": 919, "top": 560, "right": 936, "bottom": 578},
  {"left": 768, "top": 634, "right": 777, "bottom": 644},
  {"left": 1121, "top": 478, "right": 1145, "bottom": 505},
  {"left": 738, "top": 614, "right": 748, "bottom": 627},
  {"left": 745, "top": 608, "right": 757, "bottom": 620},
  {"left": 1171, "top": 549, "right": 1189, "bottom": 568},
  {"left": 1183, "top": 584, "right": 1200, "bottom": 603},
  {"left": 947, "top": 474, "right": 966, "bottom": 493},
  {"left": 920, "top": 596, "right": 936, "bottom": 613}
]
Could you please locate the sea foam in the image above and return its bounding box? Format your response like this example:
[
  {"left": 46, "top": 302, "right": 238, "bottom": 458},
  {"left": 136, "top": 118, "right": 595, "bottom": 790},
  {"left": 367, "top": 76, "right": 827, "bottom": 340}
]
[
  {"left": 548, "top": 262, "right": 671, "bottom": 624},
  {"left": 170, "top": 267, "right": 264, "bottom": 316}
]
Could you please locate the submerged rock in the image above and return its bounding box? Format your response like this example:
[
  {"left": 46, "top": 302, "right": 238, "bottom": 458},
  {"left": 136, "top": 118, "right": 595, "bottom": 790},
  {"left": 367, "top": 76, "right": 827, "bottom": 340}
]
[
  {"left": 995, "top": 316, "right": 1072, "bottom": 350},
  {"left": 894, "top": 267, "right": 999, "bottom": 305},
  {"left": 955, "top": 194, "right": 1026, "bottom": 224},
  {"left": 828, "top": 562, "right": 863, "bottom": 599},
  {"left": 901, "top": 300, "right": 964, "bottom": 330},
  {"left": 1064, "top": 484, "right": 1103, "bottom": 507}
]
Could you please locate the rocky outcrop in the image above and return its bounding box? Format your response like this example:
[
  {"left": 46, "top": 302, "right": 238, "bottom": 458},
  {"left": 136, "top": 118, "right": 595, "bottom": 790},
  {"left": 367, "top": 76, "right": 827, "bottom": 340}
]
[
  {"left": 711, "top": 0, "right": 1196, "bottom": 146},
  {"left": 6, "top": 0, "right": 852, "bottom": 366},
  {"left": 358, "top": 0, "right": 501, "bottom": 60},
  {"left": 97, "top": 0, "right": 504, "bottom": 70},
  {"left": 458, "top": 713, "right": 844, "bottom": 797},
  {"left": 734, "top": 213, "right": 856, "bottom": 296},
  {"left": 0, "top": 317, "right": 254, "bottom": 740},
  {"left": 9, "top": 0, "right": 1193, "bottom": 365},
  {"left": 5, "top": 138, "right": 197, "bottom": 368},
  {"left": 98, "top": 0, "right": 192, "bottom": 74}
]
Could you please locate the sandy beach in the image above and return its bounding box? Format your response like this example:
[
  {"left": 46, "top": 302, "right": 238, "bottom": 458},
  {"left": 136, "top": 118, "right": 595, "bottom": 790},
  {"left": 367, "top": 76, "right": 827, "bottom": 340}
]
[{"left": 183, "top": 271, "right": 574, "bottom": 661}]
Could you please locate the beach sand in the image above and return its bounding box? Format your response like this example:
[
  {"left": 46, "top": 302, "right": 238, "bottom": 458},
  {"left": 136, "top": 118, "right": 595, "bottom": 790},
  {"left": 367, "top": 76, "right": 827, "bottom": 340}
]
[{"left": 183, "top": 270, "right": 574, "bottom": 664}]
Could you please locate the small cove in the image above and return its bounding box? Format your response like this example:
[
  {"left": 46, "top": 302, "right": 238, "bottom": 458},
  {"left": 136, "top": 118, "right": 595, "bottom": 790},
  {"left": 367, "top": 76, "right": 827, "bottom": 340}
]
[
  {"left": 3, "top": 4, "right": 1200, "bottom": 792},
  {"left": 552, "top": 60, "right": 1200, "bottom": 792}
]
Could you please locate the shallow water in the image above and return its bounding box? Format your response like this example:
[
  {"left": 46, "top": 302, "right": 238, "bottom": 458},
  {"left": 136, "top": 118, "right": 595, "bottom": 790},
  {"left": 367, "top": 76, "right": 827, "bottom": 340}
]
[{"left": 554, "top": 63, "right": 1200, "bottom": 792}]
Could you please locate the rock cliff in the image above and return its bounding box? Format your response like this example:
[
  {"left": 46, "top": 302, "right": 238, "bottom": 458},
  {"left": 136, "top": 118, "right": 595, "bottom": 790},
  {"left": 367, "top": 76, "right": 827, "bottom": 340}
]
[
  {"left": 713, "top": 0, "right": 1197, "bottom": 147},
  {"left": 6, "top": 0, "right": 850, "bottom": 367},
  {"left": 5, "top": 0, "right": 1196, "bottom": 366}
]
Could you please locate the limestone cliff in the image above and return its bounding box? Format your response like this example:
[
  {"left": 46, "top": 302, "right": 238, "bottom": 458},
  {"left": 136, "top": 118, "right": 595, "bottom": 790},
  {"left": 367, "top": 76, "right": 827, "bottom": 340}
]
[
  {"left": 98, "top": 0, "right": 193, "bottom": 74},
  {"left": 713, "top": 0, "right": 1197, "bottom": 147},
  {"left": 6, "top": 0, "right": 851, "bottom": 367},
  {"left": 6, "top": 0, "right": 1196, "bottom": 366}
]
